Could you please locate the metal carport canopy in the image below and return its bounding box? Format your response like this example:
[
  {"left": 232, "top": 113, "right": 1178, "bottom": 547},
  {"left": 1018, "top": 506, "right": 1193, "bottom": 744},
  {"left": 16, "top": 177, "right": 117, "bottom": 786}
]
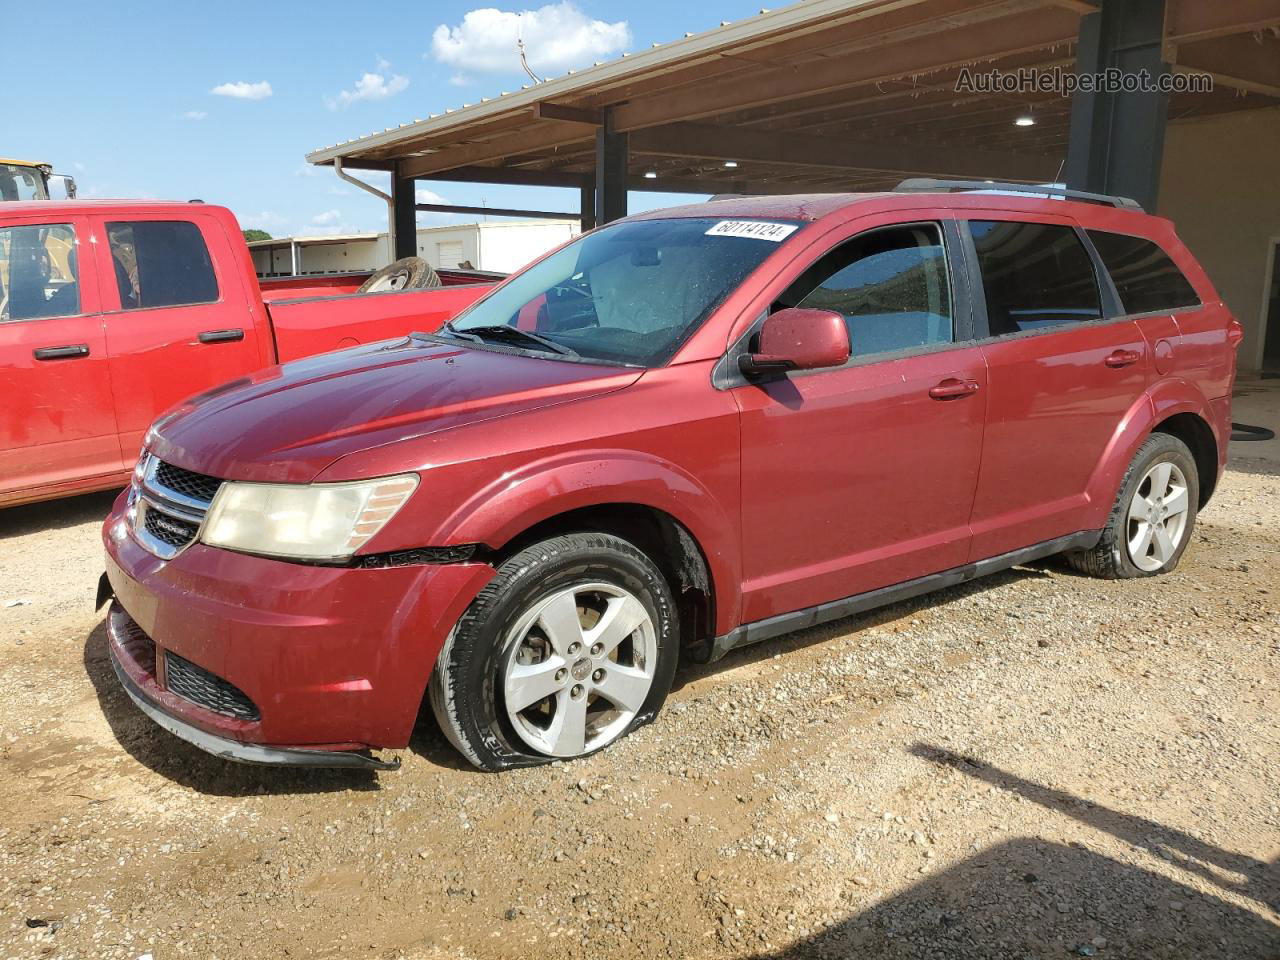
[{"left": 305, "top": 0, "right": 1280, "bottom": 239}]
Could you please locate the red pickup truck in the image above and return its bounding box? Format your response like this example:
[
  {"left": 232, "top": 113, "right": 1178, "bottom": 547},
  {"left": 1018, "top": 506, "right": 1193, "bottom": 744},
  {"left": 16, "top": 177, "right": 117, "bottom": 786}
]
[
  {"left": 102, "top": 186, "right": 1241, "bottom": 772},
  {"left": 0, "top": 200, "right": 498, "bottom": 507}
]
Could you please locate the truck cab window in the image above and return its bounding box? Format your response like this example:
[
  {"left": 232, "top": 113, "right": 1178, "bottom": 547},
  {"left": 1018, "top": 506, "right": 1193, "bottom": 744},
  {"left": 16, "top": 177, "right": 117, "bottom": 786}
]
[
  {"left": 0, "top": 223, "right": 79, "bottom": 322},
  {"left": 107, "top": 220, "right": 219, "bottom": 310},
  {"left": 969, "top": 221, "right": 1102, "bottom": 335},
  {"left": 776, "top": 224, "right": 952, "bottom": 357}
]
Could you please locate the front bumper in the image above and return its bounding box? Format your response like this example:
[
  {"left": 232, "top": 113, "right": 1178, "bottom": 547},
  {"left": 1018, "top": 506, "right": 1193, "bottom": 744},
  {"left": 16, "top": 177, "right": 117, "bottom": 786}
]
[
  {"left": 106, "top": 611, "right": 399, "bottom": 769},
  {"left": 102, "top": 491, "right": 494, "bottom": 758}
]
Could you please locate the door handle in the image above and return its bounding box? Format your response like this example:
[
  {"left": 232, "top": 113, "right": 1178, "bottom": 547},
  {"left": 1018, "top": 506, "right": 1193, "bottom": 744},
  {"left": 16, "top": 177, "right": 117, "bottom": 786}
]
[
  {"left": 198, "top": 328, "right": 245, "bottom": 344},
  {"left": 1105, "top": 349, "right": 1141, "bottom": 368},
  {"left": 33, "top": 344, "right": 89, "bottom": 361},
  {"left": 928, "top": 378, "right": 980, "bottom": 400}
]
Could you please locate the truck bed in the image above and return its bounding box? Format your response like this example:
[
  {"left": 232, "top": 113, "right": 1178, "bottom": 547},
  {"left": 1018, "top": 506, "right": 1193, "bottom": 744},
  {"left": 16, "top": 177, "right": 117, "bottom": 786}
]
[{"left": 263, "top": 275, "right": 498, "bottom": 363}]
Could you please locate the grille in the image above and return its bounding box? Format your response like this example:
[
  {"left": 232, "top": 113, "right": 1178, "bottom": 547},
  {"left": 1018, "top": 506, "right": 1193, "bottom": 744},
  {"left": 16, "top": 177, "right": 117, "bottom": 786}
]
[
  {"left": 153, "top": 460, "right": 223, "bottom": 504},
  {"left": 131, "top": 455, "right": 223, "bottom": 558},
  {"left": 164, "top": 651, "right": 260, "bottom": 722},
  {"left": 143, "top": 508, "right": 199, "bottom": 548}
]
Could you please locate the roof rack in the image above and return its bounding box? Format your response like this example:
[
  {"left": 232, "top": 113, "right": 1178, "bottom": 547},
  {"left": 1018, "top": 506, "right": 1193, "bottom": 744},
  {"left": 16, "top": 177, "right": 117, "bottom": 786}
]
[{"left": 894, "top": 178, "right": 1144, "bottom": 212}]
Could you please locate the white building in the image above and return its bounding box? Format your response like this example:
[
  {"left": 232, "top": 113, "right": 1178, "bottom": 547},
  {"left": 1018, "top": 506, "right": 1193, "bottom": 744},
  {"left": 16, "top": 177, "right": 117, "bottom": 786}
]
[{"left": 249, "top": 219, "right": 579, "bottom": 278}]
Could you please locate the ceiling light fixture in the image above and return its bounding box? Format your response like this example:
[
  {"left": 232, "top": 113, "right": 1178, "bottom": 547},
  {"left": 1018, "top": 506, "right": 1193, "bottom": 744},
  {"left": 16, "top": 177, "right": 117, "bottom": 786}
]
[
  {"left": 643, "top": 169, "right": 658, "bottom": 179},
  {"left": 723, "top": 160, "right": 739, "bottom": 168},
  {"left": 1014, "top": 114, "right": 1036, "bottom": 127}
]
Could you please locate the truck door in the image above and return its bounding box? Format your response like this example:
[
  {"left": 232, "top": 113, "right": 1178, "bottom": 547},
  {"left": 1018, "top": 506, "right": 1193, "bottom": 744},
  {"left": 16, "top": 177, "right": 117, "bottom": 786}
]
[
  {"left": 0, "top": 215, "right": 122, "bottom": 501},
  {"left": 93, "top": 214, "right": 264, "bottom": 459}
]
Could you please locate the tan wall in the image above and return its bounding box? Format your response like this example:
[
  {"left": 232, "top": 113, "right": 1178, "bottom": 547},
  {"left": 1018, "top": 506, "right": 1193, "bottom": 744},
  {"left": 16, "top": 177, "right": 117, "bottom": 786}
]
[{"left": 1158, "top": 106, "right": 1280, "bottom": 374}]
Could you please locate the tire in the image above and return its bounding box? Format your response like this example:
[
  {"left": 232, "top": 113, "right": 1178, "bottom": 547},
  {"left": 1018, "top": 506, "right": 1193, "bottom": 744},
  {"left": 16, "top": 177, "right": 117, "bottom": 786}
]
[
  {"left": 1066, "top": 433, "right": 1199, "bottom": 579},
  {"left": 356, "top": 257, "right": 441, "bottom": 294},
  {"left": 429, "top": 533, "right": 679, "bottom": 771}
]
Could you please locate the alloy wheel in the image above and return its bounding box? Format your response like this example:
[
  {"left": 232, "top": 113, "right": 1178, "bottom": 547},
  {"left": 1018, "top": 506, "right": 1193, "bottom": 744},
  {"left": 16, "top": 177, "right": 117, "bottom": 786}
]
[
  {"left": 500, "top": 582, "right": 656, "bottom": 758},
  {"left": 1126, "top": 460, "right": 1191, "bottom": 572}
]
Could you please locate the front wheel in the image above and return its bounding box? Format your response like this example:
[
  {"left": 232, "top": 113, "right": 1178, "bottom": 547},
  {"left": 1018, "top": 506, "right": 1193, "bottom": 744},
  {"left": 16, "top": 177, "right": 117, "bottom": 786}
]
[
  {"left": 428, "top": 533, "right": 678, "bottom": 771},
  {"left": 1067, "top": 433, "right": 1199, "bottom": 579}
]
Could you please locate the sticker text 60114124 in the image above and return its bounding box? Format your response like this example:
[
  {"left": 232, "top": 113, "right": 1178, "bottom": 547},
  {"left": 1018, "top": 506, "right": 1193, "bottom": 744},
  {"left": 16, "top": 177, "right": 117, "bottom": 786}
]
[{"left": 704, "top": 220, "right": 799, "bottom": 242}]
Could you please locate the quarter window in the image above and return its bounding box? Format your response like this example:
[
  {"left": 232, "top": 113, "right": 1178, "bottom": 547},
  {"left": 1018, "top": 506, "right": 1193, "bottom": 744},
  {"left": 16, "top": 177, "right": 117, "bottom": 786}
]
[
  {"left": 777, "top": 224, "right": 952, "bottom": 357},
  {"left": 0, "top": 223, "right": 80, "bottom": 321},
  {"left": 1086, "top": 230, "right": 1200, "bottom": 315},
  {"left": 969, "top": 221, "right": 1102, "bottom": 336},
  {"left": 107, "top": 220, "right": 219, "bottom": 310}
]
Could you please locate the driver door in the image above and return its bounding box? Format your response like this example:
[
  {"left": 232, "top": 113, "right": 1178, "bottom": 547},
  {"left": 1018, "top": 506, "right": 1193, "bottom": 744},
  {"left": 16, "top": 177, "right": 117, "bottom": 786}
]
[
  {"left": 0, "top": 215, "right": 121, "bottom": 501},
  {"left": 733, "top": 219, "right": 987, "bottom": 623}
]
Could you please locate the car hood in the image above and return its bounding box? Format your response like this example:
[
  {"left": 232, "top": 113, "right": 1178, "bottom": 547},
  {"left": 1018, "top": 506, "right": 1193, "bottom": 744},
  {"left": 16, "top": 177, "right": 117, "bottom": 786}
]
[{"left": 147, "top": 337, "right": 642, "bottom": 483}]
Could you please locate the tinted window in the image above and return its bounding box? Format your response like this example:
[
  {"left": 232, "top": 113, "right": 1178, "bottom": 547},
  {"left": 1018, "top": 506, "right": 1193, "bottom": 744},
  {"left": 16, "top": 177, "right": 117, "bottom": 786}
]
[
  {"left": 970, "top": 221, "right": 1101, "bottom": 336},
  {"left": 778, "top": 224, "right": 951, "bottom": 357},
  {"left": 450, "top": 217, "right": 799, "bottom": 366},
  {"left": 107, "top": 220, "right": 218, "bottom": 310},
  {"left": 0, "top": 223, "right": 80, "bottom": 321},
  {"left": 1087, "top": 230, "right": 1200, "bottom": 315}
]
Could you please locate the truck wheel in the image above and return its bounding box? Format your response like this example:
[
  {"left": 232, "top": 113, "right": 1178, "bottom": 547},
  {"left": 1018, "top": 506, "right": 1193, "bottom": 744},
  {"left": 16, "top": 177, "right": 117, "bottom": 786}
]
[
  {"left": 357, "top": 257, "right": 441, "bottom": 294},
  {"left": 1066, "top": 433, "right": 1199, "bottom": 579},
  {"left": 429, "top": 533, "right": 678, "bottom": 771}
]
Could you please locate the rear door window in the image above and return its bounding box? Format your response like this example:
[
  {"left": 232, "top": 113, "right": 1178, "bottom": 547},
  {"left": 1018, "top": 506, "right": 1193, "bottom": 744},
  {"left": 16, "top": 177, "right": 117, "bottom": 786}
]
[
  {"left": 969, "top": 221, "right": 1102, "bottom": 336},
  {"left": 777, "top": 224, "right": 952, "bottom": 358},
  {"left": 106, "top": 220, "right": 219, "bottom": 310},
  {"left": 1086, "top": 230, "right": 1200, "bottom": 315},
  {"left": 0, "top": 223, "right": 80, "bottom": 321}
]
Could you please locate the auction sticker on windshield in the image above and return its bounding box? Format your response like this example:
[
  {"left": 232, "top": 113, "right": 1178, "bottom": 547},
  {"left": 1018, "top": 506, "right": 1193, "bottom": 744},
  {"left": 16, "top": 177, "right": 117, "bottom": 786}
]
[{"left": 705, "top": 220, "right": 799, "bottom": 242}]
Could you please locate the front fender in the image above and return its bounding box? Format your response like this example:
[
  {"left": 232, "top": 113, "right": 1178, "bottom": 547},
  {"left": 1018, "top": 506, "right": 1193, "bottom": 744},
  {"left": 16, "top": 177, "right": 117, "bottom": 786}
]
[
  {"left": 438, "top": 449, "right": 743, "bottom": 634},
  {"left": 1083, "top": 378, "right": 1216, "bottom": 525}
]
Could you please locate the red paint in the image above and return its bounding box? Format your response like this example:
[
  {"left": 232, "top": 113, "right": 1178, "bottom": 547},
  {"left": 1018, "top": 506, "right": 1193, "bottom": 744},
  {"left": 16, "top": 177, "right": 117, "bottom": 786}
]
[
  {"left": 1, "top": 201, "right": 498, "bottom": 507},
  {"left": 101, "top": 191, "right": 1239, "bottom": 757}
]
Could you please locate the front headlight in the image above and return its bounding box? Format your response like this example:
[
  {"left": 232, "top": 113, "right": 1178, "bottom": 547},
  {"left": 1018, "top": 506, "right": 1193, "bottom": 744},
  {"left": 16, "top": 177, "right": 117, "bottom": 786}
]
[{"left": 200, "top": 474, "right": 419, "bottom": 561}]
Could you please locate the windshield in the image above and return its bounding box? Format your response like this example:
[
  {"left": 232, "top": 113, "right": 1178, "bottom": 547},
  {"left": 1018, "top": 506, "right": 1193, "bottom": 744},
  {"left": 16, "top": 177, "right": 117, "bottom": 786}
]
[
  {"left": 446, "top": 216, "right": 801, "bottom": 365},
  {"left": 0, "top": 163, "right": 47, "bottom": 202}
]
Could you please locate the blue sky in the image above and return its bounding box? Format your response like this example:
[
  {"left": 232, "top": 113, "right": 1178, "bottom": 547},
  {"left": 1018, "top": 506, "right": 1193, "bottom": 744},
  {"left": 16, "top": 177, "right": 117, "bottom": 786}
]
[{"left": 5, "top": 0, "right": 777, "bottom": 238}]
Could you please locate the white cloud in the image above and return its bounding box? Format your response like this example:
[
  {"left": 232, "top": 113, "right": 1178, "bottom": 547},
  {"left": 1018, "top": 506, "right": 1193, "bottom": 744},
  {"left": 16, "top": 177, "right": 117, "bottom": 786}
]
[
  {"left": 211, "top": 81, "right": 273, "bottom": 100},
  {"left": 183, "top": 110, "right": 208, "bottom": 120},
  {"left": 241, "top": 210, "right": 288, "bottom": 230},
  {"left": 327, "top": 69, "right": 409, "bottom": 110},
  {"left": 431, "top": 3, "right": 630, "bottom": 76},
  {"left": 311, "top": 209, "right": 342, "bottom": 225},
  {"left": 415, "top": 188, "right": 449, "bottom": 205}
]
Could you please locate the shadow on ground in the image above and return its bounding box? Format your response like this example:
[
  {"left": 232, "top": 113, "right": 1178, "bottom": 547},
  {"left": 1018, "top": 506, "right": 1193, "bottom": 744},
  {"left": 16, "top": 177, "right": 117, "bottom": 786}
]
[
  {"left": 83, "top": 621, "right": 383, "bottom": 796},
  {"left": 673, "top": 562, "right": 1061, "bottom": 693},
  {"left": 0, "top": 489, "right": 119, "bottom": 540},
  {"left": 744, "top": 747, "right": 1279, "bottom": 960}
]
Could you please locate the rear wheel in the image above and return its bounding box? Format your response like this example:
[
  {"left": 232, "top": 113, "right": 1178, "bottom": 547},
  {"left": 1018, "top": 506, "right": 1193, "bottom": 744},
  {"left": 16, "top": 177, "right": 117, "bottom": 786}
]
[
  {"left": 1067, "top": 433, "right": 1199, "bottom": 579},
  {"left": 429, "top": 533, "right": 678, "bottom": 771}
]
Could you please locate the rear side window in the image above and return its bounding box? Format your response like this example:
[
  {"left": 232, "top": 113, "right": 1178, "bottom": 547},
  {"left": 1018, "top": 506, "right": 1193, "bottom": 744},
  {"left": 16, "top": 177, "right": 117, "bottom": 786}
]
[
  {"left": 969, "top": 221, "right": 1102, "bottom": 336},
  {"left": 1086, "top": 230, "right": 1200, "bottom": 315},
  {"left": 107, "top": 220, "right": 219, "bottom": 310},
  {"left": 778, "top": 224, "right": 952, "bottom": 357}
]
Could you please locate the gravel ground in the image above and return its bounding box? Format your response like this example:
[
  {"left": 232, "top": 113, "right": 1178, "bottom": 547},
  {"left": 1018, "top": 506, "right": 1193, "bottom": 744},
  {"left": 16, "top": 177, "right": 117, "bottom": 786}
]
[{"left": 2, "top": 384, "right": 1278, "bottom": 960}]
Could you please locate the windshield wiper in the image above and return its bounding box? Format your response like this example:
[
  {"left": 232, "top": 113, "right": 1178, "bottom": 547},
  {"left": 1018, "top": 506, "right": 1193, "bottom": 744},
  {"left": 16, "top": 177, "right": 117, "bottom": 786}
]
[{"left": 443, "top": 322, "right": 579, "bottom": 357}]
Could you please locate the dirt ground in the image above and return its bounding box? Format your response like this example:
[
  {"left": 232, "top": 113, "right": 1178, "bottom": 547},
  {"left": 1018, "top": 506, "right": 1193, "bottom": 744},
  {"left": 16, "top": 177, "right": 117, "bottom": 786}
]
[{"left": 2, "top": 383, "right": 1278, "bottom": 960}]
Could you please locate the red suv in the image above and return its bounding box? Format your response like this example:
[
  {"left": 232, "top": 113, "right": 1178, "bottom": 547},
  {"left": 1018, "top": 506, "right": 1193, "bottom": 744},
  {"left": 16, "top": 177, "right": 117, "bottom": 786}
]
[{"left": 101, "top": 185, "right": 1242, "bottom": 771}]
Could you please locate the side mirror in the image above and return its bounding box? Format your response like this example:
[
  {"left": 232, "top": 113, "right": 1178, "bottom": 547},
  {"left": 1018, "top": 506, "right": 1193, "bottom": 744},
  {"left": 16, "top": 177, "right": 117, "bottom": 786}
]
[
  {"left": 48, "top": 173, "right": 77, "bottom": 199},
  {"left": 739, "top": 307, "right": 850, "bottom": 378}
]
